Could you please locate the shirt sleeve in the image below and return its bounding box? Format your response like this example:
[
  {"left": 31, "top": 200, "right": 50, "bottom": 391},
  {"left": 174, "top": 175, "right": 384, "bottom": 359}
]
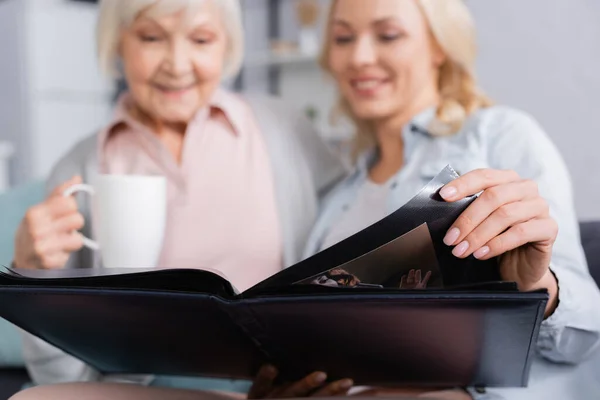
[
  {"left": 483, "top": 107, "right": 600, "bottom": 364},
  {"left": 21, "top": 334, "right": 102, "bottom": 384}
]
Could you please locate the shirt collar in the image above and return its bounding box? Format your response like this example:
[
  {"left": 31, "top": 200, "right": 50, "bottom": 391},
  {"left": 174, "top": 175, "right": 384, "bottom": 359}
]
[
  {"left": 351, "top": 106, "right": 438, "bottom": 177},
  {"left": 98, "top": 88, "right": 245, "bottom": 150},
  {"left": 402, "top": 106, "right": 437, "bottom": 138},
  {"left": 206, "top": 87, "right": 246, "bottom": 136}
]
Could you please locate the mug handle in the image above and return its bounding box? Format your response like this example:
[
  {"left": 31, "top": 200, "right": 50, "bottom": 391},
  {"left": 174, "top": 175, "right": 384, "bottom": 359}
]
[{"left": 62, "top": 184, "right": 100, "bottom": 251}]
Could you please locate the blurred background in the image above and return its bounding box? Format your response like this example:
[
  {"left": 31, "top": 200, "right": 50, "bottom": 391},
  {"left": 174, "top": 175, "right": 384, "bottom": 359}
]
[{"left": 0, "top": 0, "right": 600, "bottom": 220}]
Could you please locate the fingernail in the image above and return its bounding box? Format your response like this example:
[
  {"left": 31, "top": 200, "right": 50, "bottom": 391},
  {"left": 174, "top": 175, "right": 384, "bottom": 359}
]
[
  {"left": 443, "top": 228, "right": 460, "bottom": 246},
  {"left": 313, "top": 372, "right": 327, "bottom": 384},
  {"left": 340, "top": 379, "right": 353, "bottom": 389},
  {"left": 452, "top": 241, "right": 469, "bottom": 257},
  {"left": 474, "top": 246, "right": 490, "bottom": 259},
  {"left": 440, "top": 186, "right": 457, "bottom": 200}
]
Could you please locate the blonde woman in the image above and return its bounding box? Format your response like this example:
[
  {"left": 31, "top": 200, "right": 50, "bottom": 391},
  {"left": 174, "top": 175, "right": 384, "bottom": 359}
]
[
  {"left": 12, "top": 0, "right": 600, "bottom": 399},
  {"left": 13, "top": 0, "right": 345, "bottom": 393},
  {"left": 300, "top": 0, "right": 600, "bottom": 398}
]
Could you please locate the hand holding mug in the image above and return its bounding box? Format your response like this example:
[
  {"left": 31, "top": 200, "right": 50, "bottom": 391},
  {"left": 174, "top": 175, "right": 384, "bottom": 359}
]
[
  {"left": 14, "top": 176, "right": 85, "bottom": 269},
  {"left": 15, "top": 174, "right": 167, "bottom": 270}
]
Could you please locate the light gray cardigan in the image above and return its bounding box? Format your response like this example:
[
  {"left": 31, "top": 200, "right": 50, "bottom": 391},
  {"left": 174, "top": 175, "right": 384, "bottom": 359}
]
[{"left": 21, "top": 95, "right": 347, "bottom": 385}]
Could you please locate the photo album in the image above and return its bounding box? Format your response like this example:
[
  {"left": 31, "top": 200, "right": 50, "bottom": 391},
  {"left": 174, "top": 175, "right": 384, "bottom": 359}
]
[{"left": 0, "top": 166, "right": 548, "bottom": 389}]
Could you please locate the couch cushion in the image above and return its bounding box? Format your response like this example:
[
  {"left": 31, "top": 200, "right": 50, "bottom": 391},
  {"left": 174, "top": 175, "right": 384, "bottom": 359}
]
[
  {"left": 0, "top": 181, "right": 44, "bottom": 266},
  {"left": 0, "top": 318, "right": 25, "bottom": 368},
  {"left": 580, "top": 221, "right": 600, "bottom": 287},
  {"left": 0, "top": 181, "right": 44, "bottom": 369},
  {"left": 0, "top": 369, "right": 30, "bottom": 399}
]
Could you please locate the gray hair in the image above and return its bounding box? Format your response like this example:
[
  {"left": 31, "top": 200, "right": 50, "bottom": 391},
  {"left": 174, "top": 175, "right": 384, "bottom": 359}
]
[{"left": 96, "top": 0, "right": 244, "bottom": 80}]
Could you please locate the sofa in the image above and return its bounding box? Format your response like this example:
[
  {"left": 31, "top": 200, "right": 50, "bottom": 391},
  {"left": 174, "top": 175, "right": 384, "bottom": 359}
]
[
  {"left": 0, "top": 181, "right": 44, "bottom": 399},
  {"left": 580, "top": 221, "right": 600, "bottom": 285},
  {"left": 0, "top": 181, "right": 599, "bottom": 399}
]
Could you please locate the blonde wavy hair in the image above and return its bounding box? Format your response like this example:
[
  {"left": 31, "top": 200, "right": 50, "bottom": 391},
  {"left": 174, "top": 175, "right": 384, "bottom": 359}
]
[{"left": 320, "top": 0, "right": 493, "bottom": 154}]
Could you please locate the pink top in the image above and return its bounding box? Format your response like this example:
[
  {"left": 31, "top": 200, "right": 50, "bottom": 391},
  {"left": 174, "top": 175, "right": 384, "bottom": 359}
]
[{"left": 97, "top": 89, "right": 283, "bottom": 292}]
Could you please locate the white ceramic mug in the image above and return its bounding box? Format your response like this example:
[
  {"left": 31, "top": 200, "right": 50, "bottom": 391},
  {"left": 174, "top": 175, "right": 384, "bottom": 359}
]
[{"left": 63, "top": 174, "right": 167, "bottom": 269}]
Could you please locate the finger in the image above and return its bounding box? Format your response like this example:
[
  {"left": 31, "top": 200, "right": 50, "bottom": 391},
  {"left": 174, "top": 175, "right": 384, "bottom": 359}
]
[
  {"left": 476, "top": 218, "right": 557, "bottom": 261},
  {"left": 25, "top": 198, "right": 80, "bottom": 239},
  {"left": 51, "top": 213, "right": 85, "bottom": 234},
  {"left": 443, "top": 180, "right": 540, "bottom": 247},
  {"left": 34, "top": 233, "right": 84, "bottom": 257},
  {"left": 269, "top": 383, "right": 292, "bottom": 399},
  {"left": 409, "top": 269, "right": 415, "bottom": 281},
  {"left": 415, "top": 270, "right": 422, "bottom": 282},
  {"left": 50, "top": 175, "right": 82, "bottom": 198},
  {"left": 422, "top": 271, "right": 432, "bottom": 285},
  {"left": 280, "top": 371, "right": 327, "bottom": 398},
  {"left": 312, "top": 379, "right": 353, "bottom": 397},
  {"left": 46, "top": 195, "right": 80, "bottom": 219},
  {"left": 25, "top": 198, "right": 79, "bottom": 239},
  {"left": 400, "top": 275, "right": 407, "bottom": 288},
  {"left": 60, "top": 232, "right": 85, "bottom": 253},
  {"left": 248, "top": 365, "right": 278, "bottom": 399},
  {"left": 439, "top": 169, "right": 521, "bottom": 202},
  {"left": 451, "top": 198, "right": 549, "bottom": 259},
  {"left": 38, "top": 251, "right": 71, "bottom": 270},
  {"left": 419, "top": 389, "right": 473, "bottom": 399}
]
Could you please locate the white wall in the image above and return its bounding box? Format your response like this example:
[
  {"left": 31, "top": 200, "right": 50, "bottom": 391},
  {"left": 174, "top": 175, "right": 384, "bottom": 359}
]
[
  {"left": 240, "top": 0, "right": 270, "bottom": 93},
  {"left": 466, "top": 0, "right": 600, "bottom": 220},
  {"left": 0, "top": 0, "right": 29, "bottom": 184},
  {"left": 262, "top": 0, "right": 341, "bottom": 133},
  {"left": 0, "top": 0, "right": 114, "bottom": 185},
  {"left": 24, "top": 0, "right": 114, "bottom": 180}
]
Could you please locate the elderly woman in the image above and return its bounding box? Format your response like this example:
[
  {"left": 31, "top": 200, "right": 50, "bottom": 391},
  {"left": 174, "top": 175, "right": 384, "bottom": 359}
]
[
  {"left": 12, "top": 0, "right": 600, "bottom": 399},
  {"left": 12, "top": 0, "right": 344, "bottom": 390}
]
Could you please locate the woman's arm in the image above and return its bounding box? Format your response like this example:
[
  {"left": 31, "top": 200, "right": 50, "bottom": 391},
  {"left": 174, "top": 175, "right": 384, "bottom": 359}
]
[{"left": 485, "top": 107, "right": 600, "bottom": 363}]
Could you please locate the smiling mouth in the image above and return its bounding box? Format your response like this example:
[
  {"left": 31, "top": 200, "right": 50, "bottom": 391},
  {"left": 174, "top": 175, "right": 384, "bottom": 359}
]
[
  {"left": 153, "top": 83, "right": 196, "bottom": 93},
  {"left": 350, "top": 79, "right": 389, "bottom": 95}
]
